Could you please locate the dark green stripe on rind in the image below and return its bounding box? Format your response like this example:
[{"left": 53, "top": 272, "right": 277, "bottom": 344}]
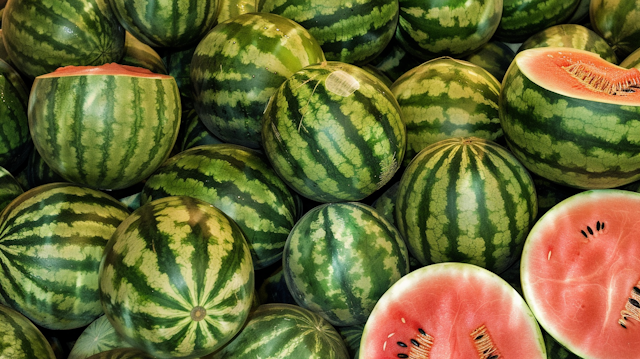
[
  {"left": 141, "top": 144, "right": 297, "bottom": 270},
  {"left": 0, "top": 183, "right": 130, "bottom": 330},
  {"left": 0, "top": 304, "right": 56, "bottom": 359},
  {"left": 190, "top": 12, "right": 325, "bottom": 149},
  {"left": 28, "top": 69, "right": 181, "bottom": 190},
  {"left": 261, "top": 61, "right": 405, "bottom": 203},
  {"left": 119, "top": 32, "right": 167, "bottom": 74},
  {"left": 2, "top": 0, "right": 125, "bottom": 78},
  {"left": 494, "top": 0, "right": 581, "bottom": 43},
  {"left": 284, "top": 202, "right": 409, "bottom": 326},
  {"left": 258, "top": 0, "right": 399, "bottom": 65},
  {"left": 0, "top": 166, "right": 23, "bottom": 211},
  {"left": 395, "top": 138, "right": 537, "bottom": 274},
  {"left": 99, "top": 196, "right": 254, "bottom": 358},
  {"left": 590, "top": 0, "right": 640, "bottom": 59},
  {"left": 500, "top": 52, "right": 640, "bottom": 188}
]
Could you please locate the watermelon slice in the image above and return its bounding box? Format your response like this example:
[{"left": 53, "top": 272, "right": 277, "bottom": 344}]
[
  {"left": 359, "top": 262, "right": 546, "bottom": 359},
  {"left": 521, "top": 189, "right": 640, "bottom": 358}
]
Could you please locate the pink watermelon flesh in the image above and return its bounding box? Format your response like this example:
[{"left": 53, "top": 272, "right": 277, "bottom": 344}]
[
  {"left": 359, "top": 262, "right": 546, "bottom": 359},
  {"left": 521, "top": 189, "right": 640, "bottom": 359},
  {"left": 37, "top": 63, "right": 170, "bottom": 78}
]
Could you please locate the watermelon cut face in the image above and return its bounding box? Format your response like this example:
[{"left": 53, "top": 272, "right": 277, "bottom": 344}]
[
  {"left": 359, "top": 262, "right": 546, "bottom": 359},
  {"left": 521, "top": 190, "right": 640, "bottom": 358}
]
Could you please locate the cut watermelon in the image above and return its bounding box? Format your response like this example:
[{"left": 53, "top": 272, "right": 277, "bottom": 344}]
[
  {"left": 359, "top": 262, "right": 546, "bottom": 359},
  {"left": 521, "top": 189, "right": 640, "bottom": 358}
]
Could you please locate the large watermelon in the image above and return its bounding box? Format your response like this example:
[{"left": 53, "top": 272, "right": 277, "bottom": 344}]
[
  {"left": 28, "top": 63, "right": 181, "bottom": 190},
  {"left": 590, "top": 0, "right": 640, "bottom": 59},
  {"left": 500, "top": 47, "right": 640, "bottom": 189},
  {"left": 494, "top": 0, "right": 581, "bottom": 43},
  {"left": 99, "top": 195, "right": 254, "bottom": 358},
  {"left": 0, "top": 57, "right": 30, "bottom": 172},
  {"left": 521, "top": 189, "right": 640, "bottom": 358},
  {"left": 359, "top": 262, "right": 547, "bottom": 358}
]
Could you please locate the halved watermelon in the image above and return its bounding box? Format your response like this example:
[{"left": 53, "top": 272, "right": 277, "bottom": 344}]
[
  {"left": 521, "top": 189, "right": 640, "bottom": 358},
  {"left": 359, "top": 262, "right": 546, "bottom": 359}
]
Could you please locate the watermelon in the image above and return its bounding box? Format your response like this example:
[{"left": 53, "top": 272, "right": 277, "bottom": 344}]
[
  {"left": 190, "top": 12, "right": 326, "bottom": 149},
  {"left": 358, "top": 262, "right": 547, "bottom": 358},
  {"left": 99, "top": 195, "right": 254, "bottom": 358},
  {"left": 395, "top": 137, "right": 538, "bottom": 274},
  {"left": 161, "top": 44, "right": 197, "bottom": 105},
  {"left": 371, "top": 180, "right": 400, "bottom": 227},
  {"left": 0, "top": 183, "right": 130, "bottom": 330},
  {"left": 216, "top": 0, "right": 256, "bottom": 23},
  {"left": 369, "top": 39, "right": 423, "bottom": 82},
  {"left": 28, "top": 63, "right": 181, "bottom": 190},
  {"left": 391, "top": 57, "right": 502, "bottom": 166},
  {"left": 0, "top": 57, "right": 31, "bottom": 173},
  {"left": 337, "top": 324, "right": 364, "bottom": 359},
  {"left": 175, "top": 108, "right": 224, "bottom": 153},
  {"left": 85, "top": 348, "right": 156, "bottom": 359},
  {"left": 517, "top": 24, "right": 618, "bottom": 64},
  {"left": 283, "top": 201, "right": 409, "bottom": 326},
  {"left": 494, "top": 0, "right": 581, "bottom": 43},
  {"left": 1, "top": 0, "right": 125, "bottom": 79},
  {"left": 108, "top": 0, "right": 219, "bottom": 48},
  {"left": 257, "top": 0, "right": 399, "bottom": 65},
  {"left": 520, "top": 189, "right": 640, "bottom": 358},
  {"left": 500, "top": 47, "right": 640, "bottom": 189},
  {"left": 620, "top": 47, "right": 640, "bottom": 69},
  {"left": 0, "top": 165, "right": 22, "bottom": 211},
  {"left": 209, "top": 303, "right": 350, "bottom": 359},
  {"left": 119, "top": 32, "right": 167, "bottom": 74},
  {"left": 395, "top": 0, "right": 503, "bottom": 60},
  {"left": 68, "top": 315, "right": 132, "bottom": 359},
  {"left": 141, "top": 143, "right": 298, "bottom": 270},
  {"left": 590, "top": 0, "right": 640, "bottom": 59},
  {"left": 13, "top": 146, "right": 65, "bottom": 191},
  {"left": 256, "top": 265, "right": 296, "bottom": 305},
  {"left": 463, "top": 40, "right": 516, "bottom": 82},
  {"left": 261, "top": 61, "right": 406, "bottom": 203},
  {"left": 0, "top": 304, "right": 56, "bottom": 359}
]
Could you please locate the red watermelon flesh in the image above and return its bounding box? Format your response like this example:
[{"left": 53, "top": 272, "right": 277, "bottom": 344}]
[
  {"left": 521, "top": 189, "right": 640, "bottom": 358},
  {"left": 359, "top": 262, "right": 546, "bottom": 359}
]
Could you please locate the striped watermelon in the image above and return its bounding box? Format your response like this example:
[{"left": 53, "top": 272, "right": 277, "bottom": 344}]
[
  {"left": 209, "top": 303, "right": 350, "bottom": 359},
  {"left": 395, "top": 137, "right": 538, "bottom": 274},
  {"left": 257, "top": 0, "right": 399, "bottom": 65},
  {"left": 108, "top": 0, "right": 219, "bottom": 48},
  {"left": 99, "top": 195, "right": 254, "bottom": 358},
  {"left": 68, "top": 315, "right": 132, "bottom": 359},
  {"left": 369, "top": 39, "right": 422, "bottom": 82},
  {"left": 261, "top": 61, "right": 406, "bottom": 203},
  {"left": 494, "top": 0, "right": 581, "bottom": 43},
  {"left": 395, "top": 0, "right": 502, "bottom": 60},
  {"left": 216, "top": 0, "right": 256, "bottom": 23},
  {"left": 0, "top": 57, "right": 30, "bottom": 172},
  {"left": 141, "top": 143, "right": 298, "bottom": 270},
  {"left": 463, "top": 40, "right": 516, "bottom": 82},
  {"left": 175, "top": 109, "right": 224, "bottom": 153},
  {"left": 391, "top": 56, "right": 502, "bottom": 166},
  {"left": 499, "top": 47, "right": 640, "bottom": 189},
  {"left": 0, "top": 304, "right": 56, "bottom": 359},
  {"left": 1, "top": 0, "right": 125, "bottom": 79},
  {"left": 13, "top": 147, "right": 64, "bottom": 191},
  {"left": 284, "top": 202, "right": 409, "bottom": 326},
  {"left": 517, "top": 24, "right": 618, "bottom": 64},
  {"left": 0, "top": 165, "right": 22, "bottom": 211},
  {"left": 620, "top": 47, "right": 640, "bottom": 69},
  {"left": 0, "top": 183, "right": 130, "bottom": 330},
  {"left": 161, "top": 45, "right": 197, "bottom": 105},
  {"left": 190, "top": 12, "right": 325, "bottom": 149},
  {"left": 28, "top": 63, "right": 181, "bottom": 190},
  {"left": 590, "top": 0, "right": 640, "bottom": 59},
  {"left": 119, "top": 32, "right": 167, "bottom": 74}
]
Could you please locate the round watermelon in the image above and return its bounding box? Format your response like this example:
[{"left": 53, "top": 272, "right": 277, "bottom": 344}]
[{"left": 0, "top": 304, "right": 56, "bottom": 359}]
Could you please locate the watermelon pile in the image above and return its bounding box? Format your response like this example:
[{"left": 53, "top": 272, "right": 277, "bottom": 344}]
[{"left": 1, "top": 0, "right": 640, "bottom": 358}]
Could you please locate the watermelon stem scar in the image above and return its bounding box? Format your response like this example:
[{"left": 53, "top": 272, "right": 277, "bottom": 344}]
[
  {"left": 471, "top": 325, "right": 501, "bottom": 359},
  {"left": 563, "top": 62, "right": 640, "bottom": 95},
  {"left": 618, "top": 284, "right": 640, "bottom": 328},
  {"left": 393, "top": 328, "right": 434, "bottom": 358}
]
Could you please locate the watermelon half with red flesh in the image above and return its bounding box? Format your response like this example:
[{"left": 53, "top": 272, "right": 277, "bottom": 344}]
[
  {"left": 521, "top": 189, "right": 640, "bottom": 358},
  {"left": 359, "top": 262, "right": 546, "bottom": 359}
]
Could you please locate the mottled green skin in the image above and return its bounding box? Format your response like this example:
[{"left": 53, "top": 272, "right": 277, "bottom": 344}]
[
  {"left": 391, "top": 57, "right": 502, "bottom": 166},
  {"left": 500, "top": 48, "right": 640, "bottom": 189},
  {"left": 216, "top": 0, "right": 256, "bottom": 22},
  {"left": 28, "top": 66, "right": 181, "bottom": 190},
  {"left": 262, "top": 61, "right": 406, "bottom": 203},
  {"left": 337, "top": 324, "right": 364, "bottom": 359},
  {"left": 518, "top": 24, "right": 618, "bottom": 64},
  {"left": 494, "top": 0, "right": 581, "bottom": 43},
  {"left": 284, "top": 202, "right": 409, "bottom": 326},
  {"left": 2, "top": 0, "right": 125, "bottom": 78},
  {"left": 209, "top": 304, "right": 350, "bottom": 359},
  {"left": 0, "top": 304, "right": 56, "bottom": 359},
  {"left": 0, "top": 183, "right": 130, "bottom": 330},
  {"left": 257, "top": 0, "right": 399, "bottom": 65},
  {"left": 99, "top": 196, "right": 254, "bottom": 358},
  {"left": 0, "top": 58, "right": 30, "bottom": 172},
  {"left": 0, "top": 166, "right": 22, "bottom": 212},
  {"left": 141, "top": 144, "right": 298, "bottom": 270},
  {"left": 464, "top": 40, "right": 516, "bottom": 82},
  {"left": 590, "top": 0, "right": 640, "bottom": 59},
  {"left": 108, "top": 0, "right": 219, "bottom": 48},
  {"left": 396, "top": 0, "right": 503, "bottom": 60},
  {"left": 161, "top": 45, "right": 197, "bottom": 105},
  {"left": 119, "top": 32, "right": 167, "bottom": 74},
  {"left": 371, "top": 181, "right": 399, "bottom": 227},
  {"left": 68, "top": 315, "right": 132, "bottom": 359},
  {"left": 191, "top": 12, "right": 325, "bottom": 149},
  {"left": 175, "top": 109, "right": 224, "bottom": 153},
  {"left": 85, "top": 348, "right": 156, "bottom": 359},
  {"left": 395, "top": 137, "right": 537, "bottom": 273}
]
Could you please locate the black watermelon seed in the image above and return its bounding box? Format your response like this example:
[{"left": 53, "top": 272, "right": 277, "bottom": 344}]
[
  {"left": 629, "top": 298, "right": 640, "bottom": 308},
  {"left": 484, "top": 348, "right": 490, "bottom": 354},
  {"left": 397, "top": 341, "right": 407, "bottom": 347},
  {"left": 475, "top": 334, "right": 484, "bottom": 340},
  {"left": 587, "top": 226, "right": 594, "bottom": 235},
  {"left": 411, "top": 339, "right": 419, "bottom": 347},
  {"left": 621, "top": 322, "right": 627, "bottom": 329},
  {"left": 488, "top": 355, "right": 499, "bottom": 359},
  {"left": 602, "top": 222, "right": 605, "bottom": 230},
  {"left": 419, "top": 328, "right": 426, "bottom": 336},
  {"left": 633, "top": 287, "right": 640, "bottom": 295},
  {"left": 596, "top": 221, "right": 601, "bottom": 230},
  {"left": 398, "top": 354, "right": 408, "bottom": 358},
  {"left": 581, "top": 230, "right": 588, "bottom": 238}
]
